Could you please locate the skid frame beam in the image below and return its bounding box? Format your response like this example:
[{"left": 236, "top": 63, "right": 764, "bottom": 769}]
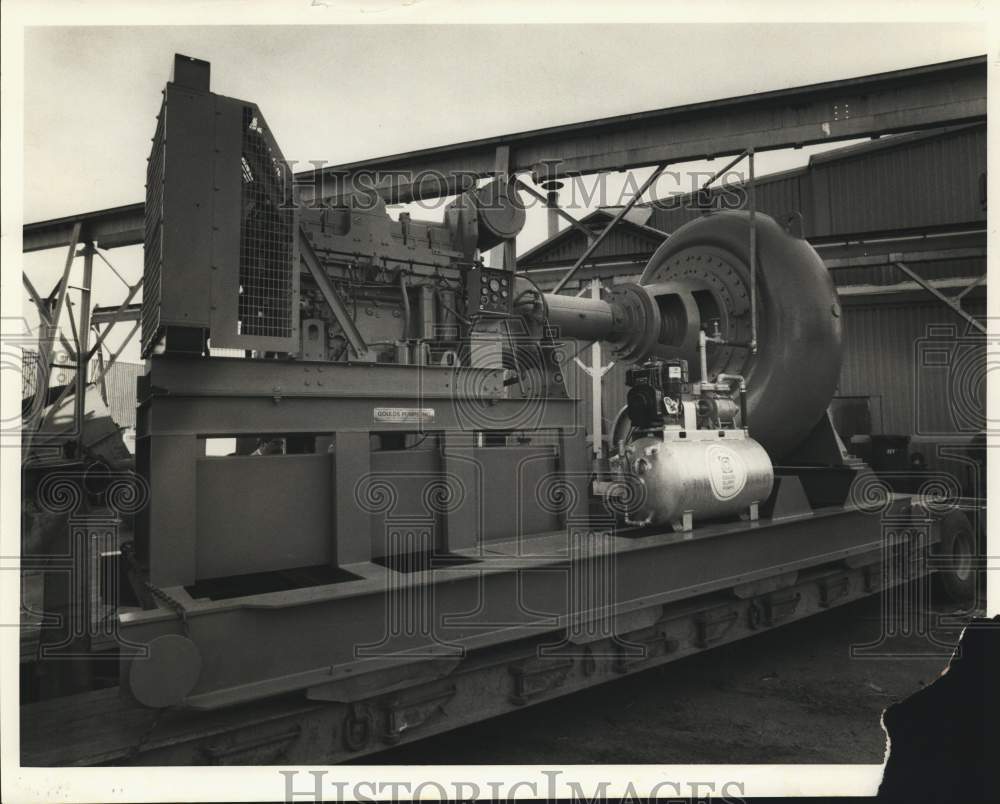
[
  {"left": 23, "top": 513, "right": 945, "bottom": 766},
  {"left": 118, "top": 496, "right": 919, "bottom": 710}
]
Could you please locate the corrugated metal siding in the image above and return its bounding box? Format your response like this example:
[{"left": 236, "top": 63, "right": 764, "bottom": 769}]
[
  {"left": 832, "top": 257, "right": 985, "bottom": 288},
  {"left": 820, "top": 126, "right": 987, "bottom": 235},
  {"left": 100, "top": 361, "right": 143, "bottom": 429},
  {"left": 838, "top": 300, "right": 985, "bottom": 437},
  {"left": 528, "top": 224, "right": 663, "bottom": 267},
  {"left": 648, "top": 171, "right": 805, "bottom": 234}
]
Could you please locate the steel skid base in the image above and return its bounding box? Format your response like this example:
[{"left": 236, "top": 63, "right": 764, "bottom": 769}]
[
  {"left": 22, "top": 496, "right": 938, "bottom": 766},
  {"left": 118, "top": 500, "right": 921, "bottom": 709}
]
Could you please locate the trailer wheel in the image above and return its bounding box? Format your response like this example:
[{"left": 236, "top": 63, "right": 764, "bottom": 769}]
[{"left": 934, "top": 510, "right": 977, "bottom": 604}]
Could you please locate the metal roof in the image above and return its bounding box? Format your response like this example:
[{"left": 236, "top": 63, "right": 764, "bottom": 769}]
[{"left": 517, "top": 209, "right": 668, "bottom": 267}]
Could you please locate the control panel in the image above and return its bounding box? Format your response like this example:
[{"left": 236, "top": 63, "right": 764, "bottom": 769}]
[{"left": 465, "top": 265, "right": 512, "bottom": 316}]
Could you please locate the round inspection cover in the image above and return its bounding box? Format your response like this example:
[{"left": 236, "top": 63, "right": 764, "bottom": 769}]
[{"left": 129, "top": 634, "right": 202, "bottom": 708}]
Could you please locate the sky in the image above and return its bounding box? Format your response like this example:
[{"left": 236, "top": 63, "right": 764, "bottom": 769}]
[{"left": 18, "top": 22, "right": 987, "bottom": 363}]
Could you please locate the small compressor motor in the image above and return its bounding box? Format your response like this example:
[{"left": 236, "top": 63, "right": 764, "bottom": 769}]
[{"left": 609, "top": 358, "right": 774, "bottom": 532}]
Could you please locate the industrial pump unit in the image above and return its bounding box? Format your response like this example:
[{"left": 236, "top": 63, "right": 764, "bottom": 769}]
[
  {"left": 19, "top": 55, "right": 973, "bottom": 762},
  {"left": 116, "top": 55, "right": 877, "bottom": 710}
]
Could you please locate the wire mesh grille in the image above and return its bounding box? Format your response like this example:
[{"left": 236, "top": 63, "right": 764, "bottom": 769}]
[
  {"left": 141, "top": 102, "right": 166, "bottom": 355},
  {"left": 238, "top": 106, "right": 294, "bottom": 339},
  {"left": 20, "top": 349, "right": 43, "bottom": 400}
]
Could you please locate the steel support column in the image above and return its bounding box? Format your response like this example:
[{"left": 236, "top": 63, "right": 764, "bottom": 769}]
[
  {"left": 590, "top": 281, "right": 607, "bottom": 461},
  {"left": 40, "top": 222, "right": 81, "bottom": 380},
  {"left": 488, "top": 146, "right": 516, "bottom": 271},
  {"left": 512, "top": 178, "right": 591, "bottom": 239},
  {"left": 74, "top": 243, "right": 95, "bottom": 451}
]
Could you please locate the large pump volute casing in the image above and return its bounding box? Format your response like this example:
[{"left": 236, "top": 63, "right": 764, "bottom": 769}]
[{"left": 639, "top": 211, "right": 843, "bottom": 460}]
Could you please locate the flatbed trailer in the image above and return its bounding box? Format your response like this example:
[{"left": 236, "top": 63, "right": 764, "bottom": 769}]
[
  {"left": 17, "top": 53, "right": 985, "bottom": 769},
  {"left": 22, "top": 492, "right": 953, "bottom": 766}
]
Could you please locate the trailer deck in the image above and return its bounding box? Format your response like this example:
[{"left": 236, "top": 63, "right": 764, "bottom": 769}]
[{"left": 23, "top": 494, "right": 937, "bottom": 765}]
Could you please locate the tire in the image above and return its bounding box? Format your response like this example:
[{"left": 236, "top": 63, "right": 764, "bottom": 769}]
[{"left": 934, "top": 510, "right": 977, "bottom": 604}]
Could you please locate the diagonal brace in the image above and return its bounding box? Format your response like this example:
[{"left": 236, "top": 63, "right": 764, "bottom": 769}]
[
  {"left": 893, "top": 261, "right": 985, "bottom": 334},
  {"left": 299, "top": 229, "right": 368, "bottom": 359},
  {"left": 512, "top": 178, "right": 593, "bottom": 239},
  {"left": 551, "top": 162, "right": 670, "bottom": 294}
]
